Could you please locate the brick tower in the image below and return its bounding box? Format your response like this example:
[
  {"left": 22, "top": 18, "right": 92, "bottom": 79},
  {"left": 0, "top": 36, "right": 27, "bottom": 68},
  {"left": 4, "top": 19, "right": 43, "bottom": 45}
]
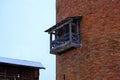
[{"left": 46, "top": 0, "right": 120, "bottom": 80}]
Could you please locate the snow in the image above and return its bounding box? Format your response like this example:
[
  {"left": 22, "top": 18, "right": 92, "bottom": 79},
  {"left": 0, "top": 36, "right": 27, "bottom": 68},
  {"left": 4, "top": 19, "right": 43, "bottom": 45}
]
[{"left": 0, "top": 57, "right": 45, "bottom": 69}]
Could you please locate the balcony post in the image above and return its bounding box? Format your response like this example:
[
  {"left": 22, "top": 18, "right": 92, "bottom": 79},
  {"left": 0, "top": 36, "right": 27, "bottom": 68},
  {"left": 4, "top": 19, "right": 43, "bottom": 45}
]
[
  {"left": 69, "top": 22, "right": 72, "bottom": 42},
  {"left": 50, "top": 33, "right": 52, "bottom": 50},
  {"left": 76, "top": 20, "right": 80, "bottom": 43}
]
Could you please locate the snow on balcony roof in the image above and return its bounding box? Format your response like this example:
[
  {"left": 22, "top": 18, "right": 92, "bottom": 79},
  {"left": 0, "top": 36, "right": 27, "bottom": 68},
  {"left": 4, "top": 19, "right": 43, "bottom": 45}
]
[
  {"left": 0, "top": 57, "right": 45, "bottom": 69},
  {"left": 45, "top": 16, "right": 82, "bottom": 33}
]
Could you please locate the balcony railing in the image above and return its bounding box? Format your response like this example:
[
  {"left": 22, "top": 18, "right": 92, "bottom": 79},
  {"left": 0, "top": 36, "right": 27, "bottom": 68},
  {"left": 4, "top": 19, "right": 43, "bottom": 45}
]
[
  {"left": 50, "top": 32, "right": 80, "bottom": 54},
  {"left": 50, "top": 33, "right": 69, "bottom": 49}
]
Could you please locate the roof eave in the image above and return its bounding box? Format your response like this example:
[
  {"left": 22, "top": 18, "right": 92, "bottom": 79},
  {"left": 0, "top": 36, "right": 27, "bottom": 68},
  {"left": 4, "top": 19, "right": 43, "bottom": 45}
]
[{"left": 45, "top": 15, "right": 82, "bottom": 33}]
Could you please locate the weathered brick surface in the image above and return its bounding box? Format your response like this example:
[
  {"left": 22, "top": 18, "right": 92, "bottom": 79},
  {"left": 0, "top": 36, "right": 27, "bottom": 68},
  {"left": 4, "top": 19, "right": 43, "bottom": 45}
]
[{"left": 56, "top": 0, "right": 120, "bottom": 80}]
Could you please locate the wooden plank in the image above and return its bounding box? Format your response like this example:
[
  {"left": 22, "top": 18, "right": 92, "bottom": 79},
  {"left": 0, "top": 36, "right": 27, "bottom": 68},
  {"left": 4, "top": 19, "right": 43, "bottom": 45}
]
[
  {"left": 50, "top": 34, "right": 52, "bottom": 50},
  {"left": 48, "top": 19, "right": 73, "bottom": 34},
  {"left": 69, "top": 22, "right": 72, "bottom": 42},
  {"left": 50, "top": 41, "right": 81, "bottom": 54},
  {"left": 76, "top": 20, "right": 80, "bottom": 44}
]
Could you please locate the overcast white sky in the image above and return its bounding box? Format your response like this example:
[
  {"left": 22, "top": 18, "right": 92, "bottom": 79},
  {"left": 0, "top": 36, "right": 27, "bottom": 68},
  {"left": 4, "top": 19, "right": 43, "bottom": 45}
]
[{"left": 0, "top": 0, "right": 56, "bottom": 80}]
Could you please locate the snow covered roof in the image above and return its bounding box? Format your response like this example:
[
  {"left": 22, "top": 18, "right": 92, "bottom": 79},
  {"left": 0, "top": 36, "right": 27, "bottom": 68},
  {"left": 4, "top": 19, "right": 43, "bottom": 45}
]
[{"left": 0, "top": 57, "right": 45, "bottom": 69}]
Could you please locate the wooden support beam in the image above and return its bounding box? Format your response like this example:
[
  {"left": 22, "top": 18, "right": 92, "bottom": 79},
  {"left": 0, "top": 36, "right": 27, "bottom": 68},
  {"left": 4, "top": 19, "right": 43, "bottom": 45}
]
[
  {"left": 69, "top": 22, "right": 72, "bottom": 42},
  {"left": 76, "top": 20, "right": 80, "bottom": 43},
  {"left": 50, "top": 34, "right": 52, "bottom": 50}
]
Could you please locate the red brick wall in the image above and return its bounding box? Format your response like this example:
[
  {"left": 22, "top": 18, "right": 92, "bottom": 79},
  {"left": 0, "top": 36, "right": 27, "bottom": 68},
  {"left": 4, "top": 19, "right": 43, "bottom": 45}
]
[{"left": 56, "top": 0, "right": 120, "bottom": 80}]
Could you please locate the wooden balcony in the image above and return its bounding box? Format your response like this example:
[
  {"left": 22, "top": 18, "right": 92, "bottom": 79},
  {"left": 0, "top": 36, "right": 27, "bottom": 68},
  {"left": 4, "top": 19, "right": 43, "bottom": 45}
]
[{"left": 45, "top": 16, "right": 82, "bottom": 55}]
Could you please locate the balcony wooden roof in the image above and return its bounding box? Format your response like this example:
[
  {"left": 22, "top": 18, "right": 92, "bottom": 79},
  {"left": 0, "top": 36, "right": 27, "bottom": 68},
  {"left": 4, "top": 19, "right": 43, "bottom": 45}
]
[{"left": 45, "top": 16, "right": 82, "bottom": 33}]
